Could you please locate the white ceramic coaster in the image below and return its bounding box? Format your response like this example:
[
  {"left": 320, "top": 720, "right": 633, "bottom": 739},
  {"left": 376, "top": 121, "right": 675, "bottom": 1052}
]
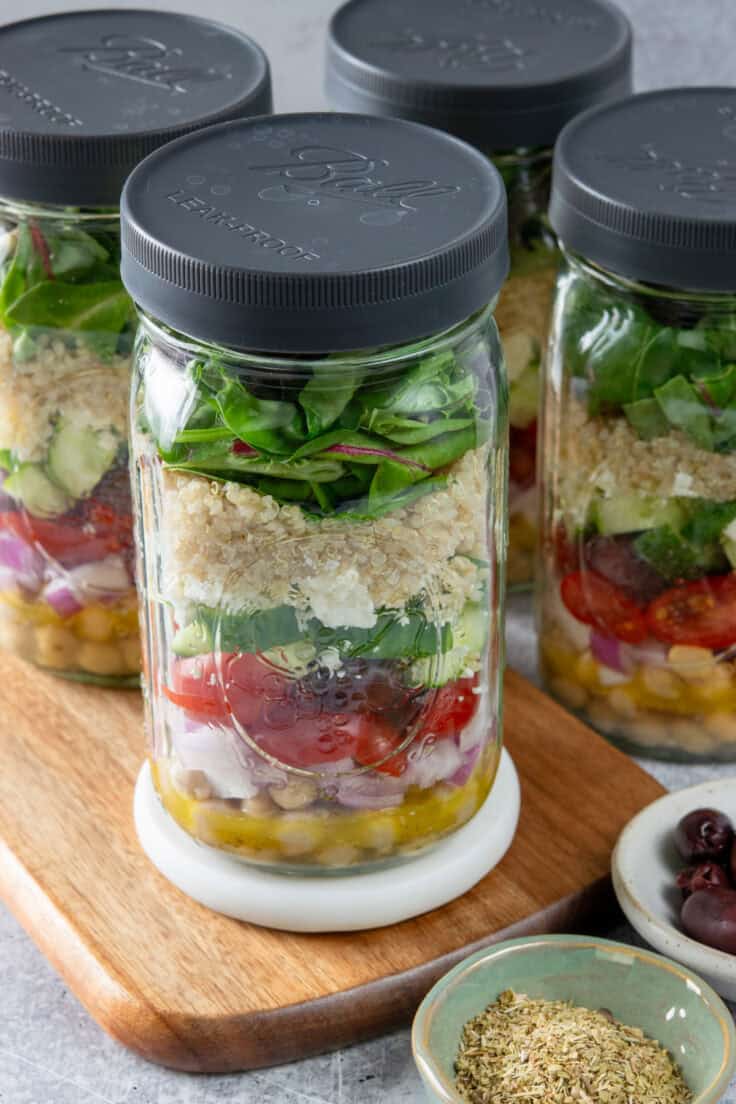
[{"left": 134, "top": 749, "right": 520, "bottom": 933}]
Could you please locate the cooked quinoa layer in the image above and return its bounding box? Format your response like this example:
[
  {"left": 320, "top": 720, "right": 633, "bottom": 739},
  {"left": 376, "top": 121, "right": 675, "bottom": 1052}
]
[
  {"left": 557, "top": 397, "right": 736, "bottom": 521},
  {"left": 495, "top": 262, "right": 557, "bottom": 348},
  {"left": 158, "top": 446, "right": 490, "bottom": 624},
  {"left": 0, "top": 331, "right": 130, "bottom": 462}
]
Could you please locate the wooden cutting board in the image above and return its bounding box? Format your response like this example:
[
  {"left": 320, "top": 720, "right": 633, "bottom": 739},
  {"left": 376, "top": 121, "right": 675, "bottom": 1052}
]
[{"left": 0, "top": 658, "right": 663, "bottom": 1072}]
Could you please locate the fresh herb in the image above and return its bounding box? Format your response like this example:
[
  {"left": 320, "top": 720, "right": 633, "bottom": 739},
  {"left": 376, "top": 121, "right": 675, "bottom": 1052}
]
[
  {"left": 0, "top": 219, "right": 136, "bottom": 359},
  {"left": 173, "top": 602, "right": 454, "bottom": 659},
  {"left": 495, "top": 151, "right": 558, "bottom": 279},
  {"left": 568, "top": 275, "right": 736, "bottom": 453},
  {"left": 455, "top": 990, "right": 692, "bottom": 1104},
  {"left": 151, "top": 340, "right": 486, "bottom": 519}
]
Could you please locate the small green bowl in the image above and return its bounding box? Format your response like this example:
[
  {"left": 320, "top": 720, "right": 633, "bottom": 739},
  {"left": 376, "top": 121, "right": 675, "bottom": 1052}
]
[{"left": 412, "top": 935, "right": 736, "bottom": 1104}]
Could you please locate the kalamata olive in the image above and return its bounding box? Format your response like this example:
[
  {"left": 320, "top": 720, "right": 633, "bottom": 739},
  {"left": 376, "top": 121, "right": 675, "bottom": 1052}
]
[
  {"left": 674, "top": 808, "right": 734, "bottom": 863},
  {"left": 676, "top": 862, "right": 732, "bottom": 899},
  {"left": 681, "top": 888, "right": 736, "bottom": 954},
  {"left": 583, "top": 535, "right": 667, "bottom": 605},
  {"left": 731, "top": 838, "right": 736, "bottom": 885}
]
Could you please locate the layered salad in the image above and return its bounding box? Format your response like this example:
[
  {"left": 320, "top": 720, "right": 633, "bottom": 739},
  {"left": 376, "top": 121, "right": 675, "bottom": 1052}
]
[
  {"left": 492, "top": 152, "right": 559, "bottom": 587},
  {"left": 0, "top": 209, "right": 139, "bottom": 683},
  {"left": 541, "top": 265, "right": 736, "bottom": 758},
  {"left": 135, "top": 317, "right": 502, "bottom": 870}
]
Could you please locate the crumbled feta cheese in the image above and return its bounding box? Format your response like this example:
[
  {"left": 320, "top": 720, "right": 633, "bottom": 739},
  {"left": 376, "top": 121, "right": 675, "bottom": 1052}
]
[
  {"left": 317, "top": 647, "right": 343, "bottom": 673},
  {"left": 300, "top": 567, "right": 377, "bottom": 629},
  {"left": 672, "top": 471, "right": 696, "bottom": 496},
  {"left": 0, "top": 332, "right": 129, "bottom": 462},
  {"left": 559, "top": 396, "right": 736, "bottom": 511}
]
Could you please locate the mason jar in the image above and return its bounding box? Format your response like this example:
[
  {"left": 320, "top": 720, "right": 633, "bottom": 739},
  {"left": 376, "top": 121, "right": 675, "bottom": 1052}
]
[
  {"left": 0, "top": 10, "right": 271, "bottom": 684},
  {"left": 540, "top": 88, "right": 736, "bottom": 761},
  {"left": 326, "top": 0, "right": 633, "bottom": 587},
  {"left": 121, "top": 112, "right": 509, "bottom": 872}
]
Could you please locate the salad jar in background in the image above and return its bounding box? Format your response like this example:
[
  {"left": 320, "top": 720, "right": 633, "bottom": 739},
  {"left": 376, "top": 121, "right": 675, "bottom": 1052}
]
[
  {"left": 0, "top": 10, "right": 271, "bottom": 684},
  {"left": 326, "top": 0, "right": 633, "bottom": 587},
  {"left": 121, "top": 112, "right": 509, "bottom": 872},
  {"left": 540, "top": 88, "right": 736, "bottom": 761}
]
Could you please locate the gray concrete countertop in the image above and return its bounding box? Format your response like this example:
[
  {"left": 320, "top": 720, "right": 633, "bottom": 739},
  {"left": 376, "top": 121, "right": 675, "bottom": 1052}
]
[{"left": 3, "top": 1, "right": 736, "bottom": 1100}]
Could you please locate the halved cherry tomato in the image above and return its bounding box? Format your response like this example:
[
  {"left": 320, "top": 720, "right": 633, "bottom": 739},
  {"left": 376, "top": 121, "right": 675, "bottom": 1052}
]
[
  {"left": 164, "top": 653, "right": 286, "bottom": 725},
  {"left": 646, "top": 574, "right": 736, "bottom": 650},
  {"left": 422, "top": 676, "right": 480, "bottom": 739},
  {"left": 509, "top": 420, "right": 537, "bottom": 491},
  {"left": 552, "top": 522, "right": 581, "bottom": 576},
  {"left": 355, "top": 716, "right": 408, "bottom": 776},
  {"left": 165, "top": 653, "right": 361, "bottom": 768},
  {"left": 256, "top": 713, "right": 361, "bottom": 769},
  {"left": 560, "top": 570, "right": 648, "bottom": 644},
  {"left": 0, "top": 511, "right": 123, "bottom": 565}
]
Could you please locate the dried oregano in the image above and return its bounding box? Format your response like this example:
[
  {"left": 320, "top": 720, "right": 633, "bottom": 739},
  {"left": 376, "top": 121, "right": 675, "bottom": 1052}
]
[{"left": 455, "top": 989, "right": 693, "bottom": 1104}]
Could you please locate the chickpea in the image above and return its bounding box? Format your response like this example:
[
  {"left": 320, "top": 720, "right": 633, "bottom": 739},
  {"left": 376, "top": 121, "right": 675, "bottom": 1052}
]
[
  {"left": 269, "top": 779, "right": 318, "bottom": 810},
  {"left": 75, "top": 605, "right": 114, "bottom": 643},
  {"left": 35, "top": 624, "right": 78, "bottom": 669},
  {"left": 77, "top": 641, "right": 125, "bottom": 676},
  {"left": 120, "top": 636, "right": 142, "bottom": 674},
  {"left": 0, "top": 615, "right": 36, "bottom": 660},
  {"left": 315, "top": 844, "right": 360, "bottom": 868}
]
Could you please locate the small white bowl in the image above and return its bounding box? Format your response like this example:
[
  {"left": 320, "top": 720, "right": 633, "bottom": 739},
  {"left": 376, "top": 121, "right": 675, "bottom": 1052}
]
[{"left": 613, "top": 778, "right": 736, "bottom": 1001}]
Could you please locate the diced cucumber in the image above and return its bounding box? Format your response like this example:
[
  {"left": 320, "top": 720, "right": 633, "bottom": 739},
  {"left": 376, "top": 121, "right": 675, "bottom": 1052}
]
[
  {"left": 634, "top": 526, "right": 703, "bottom": 582},
  {"left": 408, "top": 602, "right": 488, "bottom": 687},
  {"left": 509, "top": 361, "right": 540, "bottom": 429},
  {"left": 723, "top": 535, "right": 736, "bottom": 570},
  {"left": 593, "top": 494, "right": 686, "bottom": 536},
  {"left": 409, "top": 648, "right": 473, "bottom": 688},
  {"left": 262, "top": 641, "right": 317, "bottom": 676},
  {"left": 47, "top": 420, "right": 117, "bottom": 499},
  {"left": 683, "top": 500, "right": 736, "bottom": 546},
  {"left": 454, "top": 601, "right": 489, "bottom": 655},
  {"left": 504, "top": 333, "right": 538, "bottom": 385},
  {"left": 4, "top": 463, "right": 70, "bottom": 517},
  {"left": 172, "top": 621, "right": 213, "bottom": 657}
]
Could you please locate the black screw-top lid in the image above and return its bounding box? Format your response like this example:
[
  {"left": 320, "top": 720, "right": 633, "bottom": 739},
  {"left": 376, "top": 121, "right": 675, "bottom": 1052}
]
[
  {"left": 326, "top": 0, "right": 632, "bottom": 151},
  {"left": 550, "top": 88, "right": 736, "bottom": 293},
  {"left": 0, "top": 9, "right": 272, "bottom": 207},
  {"left": 120, "top": 112, "right": 508, "bottom": 353}
]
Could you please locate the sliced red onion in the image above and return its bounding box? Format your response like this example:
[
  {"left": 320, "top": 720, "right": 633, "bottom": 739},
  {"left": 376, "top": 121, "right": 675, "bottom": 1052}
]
[
  {"left": 232, "top": 440, "right": 258, "bottom": 456},
  {"left": 63, "top": 555, "right": 131, "bottom": 601},
  {"left": 43, "top": 576, "right": 83, "bottom": 618},
  {"left": 172, "top": 723, "right": 288, "bottom": 798},
  {"left": 458, "top": 697, "right": 490, "bottom": 753},
  {"left": 620, "top": 638, "right": 670, "bottom": 670},
  {"left": 449, "top": 744, "right": 482, "bottom": 787},
  {"left": 0, "top": 566, "right": 18, "bottom": 592},
  {"left": 404, "top": 738, "right": 463, "bottom": 789},
  {"left": 0, "top": 531, "right": 44, "bottom": 591},
  {"left": 590, "top": 631, "right": 625, "bottom": 673},
  {"left": 336, "top": 773, "right": 407, "bottom": 809},
  {"left": 323, "top": 443, "right": 431, "bottom": 472}
]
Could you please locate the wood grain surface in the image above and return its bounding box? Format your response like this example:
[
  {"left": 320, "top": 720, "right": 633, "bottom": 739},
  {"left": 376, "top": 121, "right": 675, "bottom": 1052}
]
[{"left": 0, "top": 658, "right": 664, "bottom": 1072}]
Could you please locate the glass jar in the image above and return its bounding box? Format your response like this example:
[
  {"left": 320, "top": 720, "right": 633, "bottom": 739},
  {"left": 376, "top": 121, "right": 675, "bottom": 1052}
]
[
  {"left": 492, "top": 150, "right": 559, "bottom": 587},
  {"left": 540, "top": 88, "right": 736, "bottom": 761},
  {"left": 121, "top": 112, "right": 509, "bottom": 872},
  {"left": 326, "top": 0, "right": 633, "bottom": 588},
  {"left": 0, "top": 9, "right": 271, "bottom": 683},
  {"left": 0, "top": 200, "right": 139, "bottom": 683}
]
